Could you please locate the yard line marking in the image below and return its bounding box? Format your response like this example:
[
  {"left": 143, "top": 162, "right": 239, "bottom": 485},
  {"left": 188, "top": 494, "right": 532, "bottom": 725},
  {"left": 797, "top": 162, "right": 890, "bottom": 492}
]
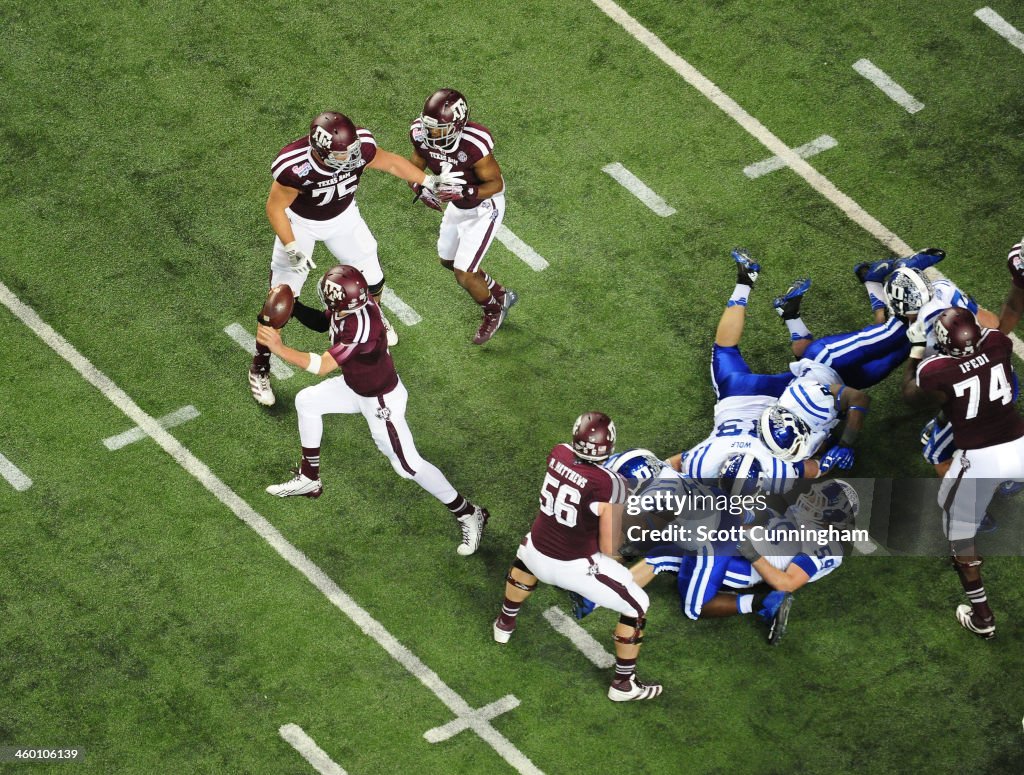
[
  {"left": 592, "top": 0, "right": 1024, "bottom": 362},
  {"left": 976, "top": 7, "right": 1024, "bottom": 54},
  {"left": 380, "top": 288, "right": 423, "bottom": 326},
  {"left": 224, "top": 323, "right": 294, "bottom": 379},
  {"left": 103, "top": 405, "right": 201, "bottom": 451},
  {"left": 0, "top": 281, "right": 542, "bottom": 775},
  {"left": 744, "top": 135, "right": 839, "bottom": 179},
  {"left": 542, "top": 607, "right": 616, "bottom": 669},
  {"left": 279, "top": 724, "right": 348, "bottom": 775},
  {"left": 852, "top": 59, "right": 925, "bottom": 114},
  {"left": 0, "top": 452, "right": 32, "bottom": 492},
  {"left": 496, "top": 226, "right": 550, "bottom": 271},
  {"left": 424, "top": 695, "right": 520, "bottom": 743},
  {"left": 601, "top": 162, "right": 677, "bottom": 216}
]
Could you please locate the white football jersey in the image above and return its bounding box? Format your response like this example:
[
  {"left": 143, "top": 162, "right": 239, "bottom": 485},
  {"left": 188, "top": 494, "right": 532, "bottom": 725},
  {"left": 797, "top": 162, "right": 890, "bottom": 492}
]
[
  {"left": 683, "top": 398, "right": 801, "bottom": 495},
  {"left": 722, "top": 511, "right": 844, "bottom": 588},
  {"left": 919, "top": 279, "right": 977, "bottom": 357}
]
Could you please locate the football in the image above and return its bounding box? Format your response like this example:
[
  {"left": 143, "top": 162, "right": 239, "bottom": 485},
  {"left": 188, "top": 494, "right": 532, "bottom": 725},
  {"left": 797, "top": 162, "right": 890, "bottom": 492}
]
[{"left": 258, "top": 284, "right": 294, "bottom": 329}]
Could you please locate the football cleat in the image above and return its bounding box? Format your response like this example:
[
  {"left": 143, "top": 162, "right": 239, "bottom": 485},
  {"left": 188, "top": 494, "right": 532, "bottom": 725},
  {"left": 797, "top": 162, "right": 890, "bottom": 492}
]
[
  {"left": 997, "top": 480, "right": 1024, "bottom": 498},
  {"left": 731, "top": 248, "right": 760, "bottom": 286},
  {"left": 380, "top": 311, "right": 399, "bottom": 347},
  {"left": 456, "top": 506, "right": 488, "bottom": 555},
  {"left": 767, "top": 593, "right": 794, "bottom": 645},
  {"left": 978, "top": 512, "right": 997, "bottom": 534},
  {"left": 853, "top": 258, "right": 896, "bottom": 284},
  {"left": 955, "top": 604, "right": 995, "bottom": 640},
  {"left": 492, "top": 618, "right": 514, "bottom": 644},
  {"left": 472, "top": 304, "right": 506, "bottom": 345},
  {"left": 502, "top": 288, "right": 519, "bottom": 316},
  {"left": 895, "top": 248, "right": 945, "bottom": 273},
  {"left": 920, "top": 418, "right": 937, "bottom": 446},
  {"left": 568, "top": 591, "right": 596, "bottom": 620},
  {"left": 266, "top": 471, "right": 323, "bottom": 498},
  {"left": 248, "top": 367, "right": 275, "bottom": 407},
  {"left": 772, "top": 278, "right": 811, "bottom": 320},
  {"left": 756, "top": 590, "right": 792, "bottom": 621},
  {"left": 608, "top": 675, "right": 664, "bottom": 702}
]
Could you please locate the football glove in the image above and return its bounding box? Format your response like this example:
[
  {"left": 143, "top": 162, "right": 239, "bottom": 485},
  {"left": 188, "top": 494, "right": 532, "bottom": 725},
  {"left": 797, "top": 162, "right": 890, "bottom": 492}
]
[
  {"left": 435, "top": 184, "right": 478, "bottom": 202},
  {"left": 819, "top": 442, "right": 855, "bottom": 475},
  {"left": 284, "top": 241, "right": 316, "bottom": 272},
  {"left": 906, "top": 318, "right": 927, "bottom": 359},
  {"left": 737, "top": 539, "right": 761, "bottom": 563},
  {"left": 423, "top": 169, "right": 467, "bottom": 192}
]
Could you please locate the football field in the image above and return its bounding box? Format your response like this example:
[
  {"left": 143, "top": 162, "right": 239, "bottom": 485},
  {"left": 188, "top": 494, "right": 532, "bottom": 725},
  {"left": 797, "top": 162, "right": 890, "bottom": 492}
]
[{"left": 3, "top": 0, "right": 1024, "bottom": 772}]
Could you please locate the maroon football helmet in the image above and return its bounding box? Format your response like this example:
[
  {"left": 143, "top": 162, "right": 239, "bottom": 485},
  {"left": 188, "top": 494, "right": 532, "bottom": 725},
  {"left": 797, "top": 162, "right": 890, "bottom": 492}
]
[
  {"left": 309, "top": 111, "right": 361, "bottom": 172},
  {"left": 317, "top": 265, "right": 369, "bottom": 314},
  {"left": 420, "top": 88, "right": 469, "bottom": 152},
  {"left": 934, "top": 306, "right": 982, "bottom": 357},
  {"left": 572, "top": 412, "right": 616, "bottom": 462}
]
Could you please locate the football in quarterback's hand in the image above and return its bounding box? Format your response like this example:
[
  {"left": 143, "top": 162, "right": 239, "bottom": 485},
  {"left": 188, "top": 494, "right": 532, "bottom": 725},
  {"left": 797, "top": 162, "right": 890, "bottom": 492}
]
[{"left": 258, "top": 284, "right": 295, "bottom": 328}]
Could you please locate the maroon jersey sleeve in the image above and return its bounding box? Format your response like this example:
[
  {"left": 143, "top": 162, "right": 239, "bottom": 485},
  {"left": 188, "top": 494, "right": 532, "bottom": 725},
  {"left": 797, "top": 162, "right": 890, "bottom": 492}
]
[
  {"left": 1008, "top": 242, "right": 1024, "bottom": 289},
  {"left": 529, "top": 445, "right": 628, "bottom": 560},
  {"left": 356, "top": 128, "right": 378, "bottom": 166},
  {"left": 326, "top": 303, "right": 398, "bottom": 397},
  {"left": 918, "top": 331, "right": 1024, "bottom": 449},
  {"left": 272, "top": 138, "right": 314, "bottom": 188}
]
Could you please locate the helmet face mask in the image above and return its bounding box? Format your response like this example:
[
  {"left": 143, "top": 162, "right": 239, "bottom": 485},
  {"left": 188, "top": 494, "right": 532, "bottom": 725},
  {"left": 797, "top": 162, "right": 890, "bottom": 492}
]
[
  {"left": 605, "top": 448, "right": 664, "bottom": 479},
  {"left": 934, "top": 307, "right": 982, "bottom": 357},
  {"left": 421, "top": 88, "right": 469, "bottom": 153},
  {"left": 792, "top": 480, "right": 859, "bottom": 531},
  {"left": 309, "top": 112, "right": 362, "bottom": 173},
  {"left": 317, "top": 265, "right": 369, "bottom": 314},
  {"left": 758, "top": 405, "right": 813, "bottom": 462},
  {"left": 572, "top": 412, "right": 616, "bottom": 462},
  {"left": 884, "top": 267, "right": 932, "bottom": 318}
]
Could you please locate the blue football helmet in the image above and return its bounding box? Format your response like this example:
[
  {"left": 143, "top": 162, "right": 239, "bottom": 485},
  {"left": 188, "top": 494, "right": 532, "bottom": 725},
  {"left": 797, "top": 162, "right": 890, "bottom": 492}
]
[
  {"left": 792, "top": 480, "right": 859, "bottom": 531},
  {"left": 758, "top": 405, "right": 814, "bottom": 462},
  {"left": 718, "top": 453, "right": 764, "bottom": 498},
  {"left": 603, "top": 448, "right": 666, "bottom": 480}
]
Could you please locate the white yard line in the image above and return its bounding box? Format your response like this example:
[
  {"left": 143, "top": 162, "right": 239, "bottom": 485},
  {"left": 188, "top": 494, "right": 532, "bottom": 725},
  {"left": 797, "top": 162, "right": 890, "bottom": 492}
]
[
  {"left": 601, "top": 162, "right": 677, "bottom": 216},
  {"left": 592, "top": 0, "right": 1024, "bottom": 361},
  {"left": 542, "top": 607, "right": 616, "bottom": 669},
  {"left": 223, "top": 323, "right": 295, "bottom": 379},
  {"left": 424, "top": 695, "right": 520, "bottom": 743},
  {"left": 976, "top": 7, "right": 1024, "bottom": 54},
  {"left": 496, "top": 226, "right": 549, "bottom": 271},
  {"left": 380, "top": 288, "right": 423, "bottom": 326},
  {"left": 0, "top": 451, "right": 32, "bottom": 492},
  {"left": 279, "top": 724, "right": 348, "bottom": 775},
  {"left": 852, "top": 59, "right": 925, "bottom": 114},
  {"left": 0, "top": 281, "right": 541, "bottom": 775},
  {"left": 103, "top": 405, "right": 200, "bottom": 451},
  {"left": 744, "top": 135, "right": 838, "bottom": 179}
]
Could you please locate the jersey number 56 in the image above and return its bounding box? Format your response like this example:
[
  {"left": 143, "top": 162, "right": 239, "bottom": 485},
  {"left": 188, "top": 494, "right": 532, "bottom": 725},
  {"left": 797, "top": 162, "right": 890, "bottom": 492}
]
[{"left": 540, "top": 474, "right": 582, "bottom": 527}]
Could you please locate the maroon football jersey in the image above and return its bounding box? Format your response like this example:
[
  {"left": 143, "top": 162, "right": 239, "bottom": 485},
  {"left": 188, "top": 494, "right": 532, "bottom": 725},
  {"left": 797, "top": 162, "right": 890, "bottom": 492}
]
[
  {"left": 1008, "top": 241, "right": 1024, "bottom": 290},
  {"left": 529, "top": 444, "right": 628, "bottom": 561},
  {"left": 917, "top": 329, "right": 1024, "bottom": 449},
  {"left": 326, "top": 300, "right": 399, "bottom": 397},
  {"left": 271, "top": 129, "right": 378, "bottom": 221},
  {"left": 409, "top": 119, "right": 496, "bottom": 210}
]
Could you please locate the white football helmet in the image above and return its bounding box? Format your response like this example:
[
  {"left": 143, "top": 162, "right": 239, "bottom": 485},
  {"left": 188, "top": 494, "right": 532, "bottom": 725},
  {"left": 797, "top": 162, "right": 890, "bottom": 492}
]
[
  {"left": 884, "top": 267, "right": 932, "bottom": 318},
  {"left": 758, "top": 405, "right": 814, "bottom": 462},
  {"left": 791, "top": 480, "right": 859, "bottom": 531}
]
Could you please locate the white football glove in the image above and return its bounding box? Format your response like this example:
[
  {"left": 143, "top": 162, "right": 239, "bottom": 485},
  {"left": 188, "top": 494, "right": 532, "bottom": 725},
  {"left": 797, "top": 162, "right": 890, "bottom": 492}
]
[
  {"left": 423, "top": 170, "right": 466, "bottom": 192},
  {"left": 284, "top": 241, "right": 316, "bottom": 272},
  {"left": 906, "top": 318, "right": 927, "bottom": 359}
]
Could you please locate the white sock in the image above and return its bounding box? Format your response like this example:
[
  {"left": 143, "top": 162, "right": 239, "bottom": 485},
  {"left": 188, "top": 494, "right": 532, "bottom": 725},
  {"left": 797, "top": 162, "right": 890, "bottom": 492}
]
[
  {"left": 738, "top": 594, "right": 754, "bottom": 614},
  {"left": 729, "top": 285, "right": 751, "bottom": 306},
  {"left": 785, "top": 318, "right": 811, "bottom": 340}
]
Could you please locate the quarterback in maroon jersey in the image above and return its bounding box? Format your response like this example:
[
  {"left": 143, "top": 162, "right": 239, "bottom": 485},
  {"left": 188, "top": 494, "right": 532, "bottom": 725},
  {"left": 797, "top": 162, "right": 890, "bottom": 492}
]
[
  {"left": 408, "top": 89, "right": 518, "bottom": 345},
  {"left": 492, "top": 413, "right": 662, "bottom": 702},
  {"left": 250, "top": 111, "right": 465, "bottom": 407},
  {"left": 903, "top": 307, "right": 1024, "bottom": 639},
  {"left": 255, "top": 265, "right": 488, "bottom": 556},
  {"left": 999, "top": 237, "right": 1024, "bottom": 333}
]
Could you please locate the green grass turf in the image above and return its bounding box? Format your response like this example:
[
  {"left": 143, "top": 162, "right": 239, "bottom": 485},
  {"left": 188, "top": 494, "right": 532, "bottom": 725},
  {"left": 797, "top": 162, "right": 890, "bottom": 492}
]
[{"left": 2, "top": 0, "right": 1024, "bottom": 772}]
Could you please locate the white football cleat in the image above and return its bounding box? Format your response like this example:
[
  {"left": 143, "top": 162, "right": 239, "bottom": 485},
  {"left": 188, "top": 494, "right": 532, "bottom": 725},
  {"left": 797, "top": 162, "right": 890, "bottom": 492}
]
[
  {"left": 956, "top": 604, "right": 995, "bottom": 640},
  {"left": 381, "top": 312, "right": 399, "bottom": 346},
  {"left": 608, "top": 675, "right": 663, "bottom": 702},
  {"left": 266, "top": 472, "right": 323, "bottom": 498},
  {"left": 493, "top": 619, "right": 514, "bottom": 644},
  {"left": 249, "top": 368, "right": 275, "bottom": 407},
  {"left": 456, "top": 506, "right": 489, "bottom": 556}
]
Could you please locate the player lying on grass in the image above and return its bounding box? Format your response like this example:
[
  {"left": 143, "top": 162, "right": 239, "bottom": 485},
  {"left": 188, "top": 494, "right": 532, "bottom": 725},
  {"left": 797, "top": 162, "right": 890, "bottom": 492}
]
[
  {"left": 902, "top": 307, "right": 1024, "bottom": 640},
  {"left": 492, "top": 413, "right": 663, "bottom": 702},
  {"left": 671, "top": 249, "right": 868, "bottom": 493},
  {"left": 255, "top": 264, "right": 488, "bottom": 556},
  {"left": 573, "top": 452, "right": 854, "bottom": 647}
]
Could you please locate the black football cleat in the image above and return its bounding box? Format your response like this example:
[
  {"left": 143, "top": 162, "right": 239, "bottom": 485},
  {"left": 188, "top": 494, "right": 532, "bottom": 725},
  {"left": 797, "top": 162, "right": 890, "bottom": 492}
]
[
  {"left": 731, "top": 248, "right": 761, "bottom": 286},
  {"left": 772, "top": 278, "right": 811, "bottom": 320}
]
